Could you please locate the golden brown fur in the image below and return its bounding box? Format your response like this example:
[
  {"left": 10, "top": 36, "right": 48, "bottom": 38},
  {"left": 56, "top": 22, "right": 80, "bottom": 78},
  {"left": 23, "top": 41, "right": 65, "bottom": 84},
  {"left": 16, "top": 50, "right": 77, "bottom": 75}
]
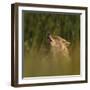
[{"left": 48, "top": 35, "right": 71, "bottom": 61}]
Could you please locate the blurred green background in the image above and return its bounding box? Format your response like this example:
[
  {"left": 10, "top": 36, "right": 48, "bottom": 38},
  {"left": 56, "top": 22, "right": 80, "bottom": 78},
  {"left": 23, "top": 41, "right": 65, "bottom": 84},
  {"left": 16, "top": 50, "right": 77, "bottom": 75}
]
[{"left": 22, "top": 11, "right": 80, "bottom": 77}]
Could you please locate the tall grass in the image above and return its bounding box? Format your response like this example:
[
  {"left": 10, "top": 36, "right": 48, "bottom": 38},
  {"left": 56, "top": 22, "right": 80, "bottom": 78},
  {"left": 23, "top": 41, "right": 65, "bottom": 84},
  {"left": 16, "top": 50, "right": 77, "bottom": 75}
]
[{"left": 22, "top": 11, "right": 80, "bottom": 77}]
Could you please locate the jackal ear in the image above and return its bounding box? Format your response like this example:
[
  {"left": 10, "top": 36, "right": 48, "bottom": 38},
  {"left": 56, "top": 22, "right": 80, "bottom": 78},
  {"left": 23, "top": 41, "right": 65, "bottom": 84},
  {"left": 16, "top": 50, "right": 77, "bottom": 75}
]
[
  {"left": 65, "top": 41, "right": 70, "bottom": 47},
  {"left": 61, "top": 38, "right": 70, "bottom": 47}
]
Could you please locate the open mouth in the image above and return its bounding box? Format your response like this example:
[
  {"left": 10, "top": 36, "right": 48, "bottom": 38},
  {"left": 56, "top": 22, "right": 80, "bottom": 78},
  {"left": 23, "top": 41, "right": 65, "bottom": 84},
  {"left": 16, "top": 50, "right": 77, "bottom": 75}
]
[
  {"left": 48, "top": 37, "right": 52, "bottom": 42},
  {"left": 47, "top": 35, "right": 52, "bottom": 42}
]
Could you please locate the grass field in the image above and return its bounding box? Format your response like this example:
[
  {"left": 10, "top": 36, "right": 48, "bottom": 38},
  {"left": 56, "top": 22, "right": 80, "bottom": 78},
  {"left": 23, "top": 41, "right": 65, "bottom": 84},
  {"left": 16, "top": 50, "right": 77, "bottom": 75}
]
[{"left": 22, "top": 11, "right": 80, "bottom": 77}]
